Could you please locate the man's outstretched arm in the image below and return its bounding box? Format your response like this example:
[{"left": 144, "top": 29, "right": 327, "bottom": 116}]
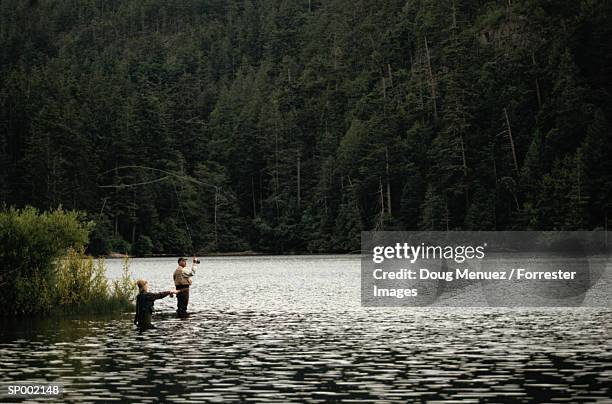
[{"left": 182, "top": 257, "right": 198, "bottom": 277}]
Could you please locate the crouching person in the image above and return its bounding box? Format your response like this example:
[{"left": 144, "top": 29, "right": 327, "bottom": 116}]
[{"left": 134, "top": 279, "right": 176, "bottom": 328}]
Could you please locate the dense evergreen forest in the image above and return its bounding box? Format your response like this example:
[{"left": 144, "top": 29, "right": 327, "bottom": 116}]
[{"left": 1, "top": 0, "right": 611, "bottom": 254}]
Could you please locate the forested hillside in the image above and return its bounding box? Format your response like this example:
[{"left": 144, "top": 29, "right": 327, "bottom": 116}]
[{"left": 1, "top": 0, "right": 611, "bottom": 254}]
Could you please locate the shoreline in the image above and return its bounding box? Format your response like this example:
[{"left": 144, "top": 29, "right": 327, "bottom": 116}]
[{"left": 102, "top": 250, "right": 363, "bottom": 259}]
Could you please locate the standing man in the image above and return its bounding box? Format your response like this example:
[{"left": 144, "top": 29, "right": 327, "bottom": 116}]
[{"left": 174, "top": 256, "right": 198, "bottom": 315}]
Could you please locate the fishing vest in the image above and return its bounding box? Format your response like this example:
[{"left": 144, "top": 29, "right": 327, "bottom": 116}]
[{"left": 174, "top": 267, "right": 193, "bottom": 286}]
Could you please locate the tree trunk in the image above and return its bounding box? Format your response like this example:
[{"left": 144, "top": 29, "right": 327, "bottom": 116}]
[
  {"left": 445, "top": 198, "right": 450, "bottom": 231},
  {"left": 459, "top": 133, "right": 469, "bottom": 209},
  {"left": 459, "top": 133, "right": 468, "bottom": 178},
  {"left": 605, "top": 209, "right": 608, "bottom": 246},
  {"left": 214, "top": 188, "right": 218, "bottom": 247},
  {"left": 577, "top": 156, "right": 581, "bottom": 203},
  {"left": 323, "top": 194, "right": 327, "bottom": 216},
  {"left": 251, "top": 175, "right": 257, "bottom": 218},
  {"left": 274, "top": 125, "right": 280, "bottom": 216},
  {"left": 259, "top": 173, "right": 263, "bottom": 213},
  {"left": 382, "top": 76, "right": 386, "bottom": 100},
  {"left": 532, "top": 52, "right": 542, "bottom": 110},
  {"left": 385, "top": 146, "right": 392, "bottom": 216},
  {"left": 297, "top": 152, "right": 301, "bottom": 209},
  {"left": 416, "top": 55, "right": 425, "bottom": 124},
  {"left": 504, "top": 107, "right": 519, "bottom": 174},
  {"left": 424, "top": 36, "right": 438, "bottom": 121},
  {"left": 131, "top": 188, "right": 136, "bottom": 244},
  {"left": 379, "top": 177, "right": 385, "bottom": 230}
]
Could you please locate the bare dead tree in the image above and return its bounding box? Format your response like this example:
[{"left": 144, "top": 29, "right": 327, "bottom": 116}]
[
  {"left": 424, "top": 36, "right": 438, "bottom": 121},
  {"left": 532, "top": 51, "right": 542, "bottom": 110},
  {"left": 504, "top": 107, "right": 519, "bottom": 174},
  {"left": 385, "top": 145, "right": 392, "bottom": 216},
  {"left": 297, "top": 152, "right": 301, "bottom": 209}
]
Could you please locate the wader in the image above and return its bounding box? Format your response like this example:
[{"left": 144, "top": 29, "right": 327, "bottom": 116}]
[
  {"left": 176, "top": 285, "right": 190, "bottom": 315},
  {"left": 134, "top": 291, "right": 171, "bottom": 328}
]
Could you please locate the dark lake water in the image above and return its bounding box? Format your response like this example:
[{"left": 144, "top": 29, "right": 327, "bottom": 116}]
[{"left": 1, "top": 256, "right": 611, "bottom": 402}]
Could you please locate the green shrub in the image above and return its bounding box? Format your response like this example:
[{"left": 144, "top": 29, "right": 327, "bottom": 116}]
[
  {"left": 56, "top": 248, "right": 135, "bottom": 314},
  {"left": 0, "top": 206, "right": 91, "bottom": 315},
  {"left": 57, "top": 248, "right": 107, "bottom": 307},
  {"left": 87, "top": 214, "right": 113, "bottom": 256},
  {"left": 13, "top": 272, "right": 55, "bottom": 315},
  {"left": 0, "top": 206, "right": 135, "bottom": 316},
  {"left": 112, "top": 256, "right": 137, "bottom": 307},
  {"left": 108, "top": 237, "right": 131, "bottom": 254},
  {"left": 131, "top": 235, "right": 153, "bottom": 256},
  {"left": 152, "top": 218, "right": 192, "bottom": 254}
]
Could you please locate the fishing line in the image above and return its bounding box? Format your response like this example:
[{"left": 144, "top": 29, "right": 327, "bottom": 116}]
[
  {"left": 2, "top": 165, "right": 226, "bottom": 288},
  {"left": 98, "top": 176, "right": 172, "bottom": 189},
  {"left": 97, "top": 165, "right": 219, "bottom": 190},
  {"left": 171, "top": 179, "right": 194, "bottom": 250},
  {"left": 97, "top": 165, "right": 222, "bottom": 253}
]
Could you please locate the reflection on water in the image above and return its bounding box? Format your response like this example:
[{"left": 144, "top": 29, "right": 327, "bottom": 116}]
[{"left": 1, "top": 256, "right": 611, "bottom": 402}]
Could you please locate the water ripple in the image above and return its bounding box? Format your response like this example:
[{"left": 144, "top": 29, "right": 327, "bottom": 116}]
[{"left": 0, "top": 256, "right": 610, "bottom": 402}]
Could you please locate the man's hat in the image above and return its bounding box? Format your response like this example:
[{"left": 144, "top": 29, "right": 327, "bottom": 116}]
[{"left": 178, "top": 257, "right": 186, "bottom": 263}]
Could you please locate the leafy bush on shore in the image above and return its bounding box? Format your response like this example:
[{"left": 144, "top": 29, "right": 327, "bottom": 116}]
[
  {"left": 131, "top": 235, "right": 153, "bottom": 256},
  {"left": 0, "top": 206, "right": 135, "bottom": 316},
  {"left": 57, "top": 249, "right": 107, "bottom": 307},
  {"left": 57, "top": 249, "right": 135, "bottom": 314},
  {"left": 112, "top": 256, "right": 137, "bottom": 309}
]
